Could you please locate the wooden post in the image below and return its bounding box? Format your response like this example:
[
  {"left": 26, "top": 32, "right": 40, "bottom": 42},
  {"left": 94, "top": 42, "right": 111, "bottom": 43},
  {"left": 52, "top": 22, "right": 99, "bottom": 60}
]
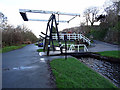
[{"left": 64, "top": 35, "right": 67, "bottom": 60}]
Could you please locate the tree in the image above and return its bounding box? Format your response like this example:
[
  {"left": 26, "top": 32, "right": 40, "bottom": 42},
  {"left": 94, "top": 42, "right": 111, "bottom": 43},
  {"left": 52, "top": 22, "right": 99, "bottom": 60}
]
[
  {"left": 99, "top": 1, "right": 120, "bottom": 44},
  {"left": 83, "top": 7, "right": 99, "bottom": 26},
  {"left": 0, "top": 12, "right": 7, "bottom": 24},
  {"left": 0, "top": 12, "right": 7, "bottom": 30},
  {"left": 0, "top": 12, "right": 4, "bottom": 24},
  {"left": 2, "top": 24, "right": 38, "bottom": 47},
  {"left": 101, "top": 1, "right": 120, "bottom": 28},
  {"left": 0, "top": 12, "right": 38, "bottom": 47}
]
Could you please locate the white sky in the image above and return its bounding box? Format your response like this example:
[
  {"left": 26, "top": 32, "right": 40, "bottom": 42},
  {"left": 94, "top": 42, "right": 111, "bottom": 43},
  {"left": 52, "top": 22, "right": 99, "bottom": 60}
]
[{"left": 0, "top": 0, "right": 109, "bottom": 37}]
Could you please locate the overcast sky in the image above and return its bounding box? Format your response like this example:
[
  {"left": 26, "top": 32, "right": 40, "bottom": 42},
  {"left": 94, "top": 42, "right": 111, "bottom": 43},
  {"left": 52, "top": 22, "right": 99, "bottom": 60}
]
[{"left": 0, "top": 0, "right": 111, "bottom": 37}]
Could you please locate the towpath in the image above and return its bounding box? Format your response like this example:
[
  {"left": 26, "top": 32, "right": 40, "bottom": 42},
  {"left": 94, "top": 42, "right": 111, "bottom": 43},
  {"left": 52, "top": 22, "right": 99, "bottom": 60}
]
[
  {"left": 88, "top": 40, "right": 119, "bottom": 52},
  {"left": 2, "top": 44, "right": 57, "bottom": 88}
]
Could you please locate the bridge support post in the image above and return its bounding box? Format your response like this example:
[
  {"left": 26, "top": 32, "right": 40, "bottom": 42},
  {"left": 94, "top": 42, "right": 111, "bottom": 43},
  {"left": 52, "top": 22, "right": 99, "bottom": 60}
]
[{"left": 43, "top": 14, "right": 62, "bottom": 56}]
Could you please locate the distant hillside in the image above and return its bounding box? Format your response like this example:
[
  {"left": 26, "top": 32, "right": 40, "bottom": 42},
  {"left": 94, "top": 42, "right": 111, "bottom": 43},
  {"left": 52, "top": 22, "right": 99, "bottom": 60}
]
[
  {"left": 60, "top": 25, "right": 97, "bottom": 35},
  {"left": 61, "top": 26, "right": 91, "bottom": 35},
  {"left": 61, "top": 26, "right": 80, "bottom": 33}
]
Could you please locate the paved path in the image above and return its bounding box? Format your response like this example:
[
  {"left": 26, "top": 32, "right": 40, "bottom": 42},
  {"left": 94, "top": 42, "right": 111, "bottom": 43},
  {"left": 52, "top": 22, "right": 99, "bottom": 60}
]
[
  {"left": 2, "top": 44, "right": 56, "bottom": 88},
  {"left": 88, "top": 40, "right": 119, "bottom": 52},
  {"left": 2, "top": 40, "right": 119, "bottom": 88}
]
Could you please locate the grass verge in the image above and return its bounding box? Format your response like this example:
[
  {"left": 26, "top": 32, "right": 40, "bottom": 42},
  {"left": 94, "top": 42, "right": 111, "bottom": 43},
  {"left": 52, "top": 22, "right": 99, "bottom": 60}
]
[
  {"left": 97, "top": 50, "right": 120, "bottom": 59},
  {"left": 34, "top": 43, "right": 38, "bottom": 46},
  {"left": 53, "top": 40, "right": 75, "bottom": 46},
  {"left": 50, "top": 57, "right": 116, "bottom": 88},
  {"left": 37, "top": 49, "right": 43, "bottom": 52},
  {"left": 1, "top": 44, "right": 27, "bottom": 53}
]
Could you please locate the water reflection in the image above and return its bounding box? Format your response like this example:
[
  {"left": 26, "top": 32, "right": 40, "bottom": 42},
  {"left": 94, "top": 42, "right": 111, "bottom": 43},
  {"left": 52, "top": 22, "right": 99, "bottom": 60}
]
[
  {"left": 13, "top": 66, "right": 33, "bottom": 70},
  {"left": 40, "top": 58, "right": 45, "bottom": 62},
  {"left": 79, "top": 58, "right": 120, "bottom": 88}
]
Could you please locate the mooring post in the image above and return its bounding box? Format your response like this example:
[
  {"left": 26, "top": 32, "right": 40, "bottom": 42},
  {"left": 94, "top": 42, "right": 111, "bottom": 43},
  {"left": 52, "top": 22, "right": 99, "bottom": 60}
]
[{"left": 64, "top": 35, "right": 67, "bottom": 60}]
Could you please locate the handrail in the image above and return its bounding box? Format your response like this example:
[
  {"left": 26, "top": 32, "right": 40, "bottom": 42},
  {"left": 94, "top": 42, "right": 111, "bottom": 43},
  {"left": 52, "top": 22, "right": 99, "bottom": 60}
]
[
  {"left": 61, "top": 44, "right": 88, "bottom": 52},
  {"left": 52, "top": 33, "right": 91, "bottom": 45}
]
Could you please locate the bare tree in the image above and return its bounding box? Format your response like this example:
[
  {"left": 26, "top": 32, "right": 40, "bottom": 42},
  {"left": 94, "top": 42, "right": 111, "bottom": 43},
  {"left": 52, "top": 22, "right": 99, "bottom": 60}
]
[
  {"left": 2, "top": 24, "right": 38, "bottom": 47},
  {"left": 102, "top": 1, "right": 120, "bottom": 28},
  {"left": 0, "top": 12, "right": 38, "bottom": 47},
  {"left": 99, "top": 1, "right": 120, "bottom": 44},
  {"left": 0, "top": 12, "right": 7, "bottom": 30},
  {"left": 84, "top": 7, "right": 99, "bottom": 26},
  {"left": 0, "top": 12, "right": 4, "bottom": 24}
]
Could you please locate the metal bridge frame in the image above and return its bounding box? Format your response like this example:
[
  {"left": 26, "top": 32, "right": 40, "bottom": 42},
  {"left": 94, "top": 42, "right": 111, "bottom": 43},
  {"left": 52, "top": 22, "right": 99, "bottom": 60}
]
[
  {"left": 43, "top": 14, "right": 63, "bottom": 55},
  {"left": 19, "top": 9, "right": 80, "bottom": 23},
  {"left": 19, "top": 9, "right": 80, "bottom": 55}
]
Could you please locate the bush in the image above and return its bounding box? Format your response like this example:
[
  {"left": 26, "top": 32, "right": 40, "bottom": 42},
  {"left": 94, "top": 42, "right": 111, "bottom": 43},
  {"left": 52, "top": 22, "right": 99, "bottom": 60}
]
[
  {"left": 1, "top": 24, "right": 38, "bottom": 47},
  {"left": 89, "top": 29, "right": 107, "bottom": 41}
]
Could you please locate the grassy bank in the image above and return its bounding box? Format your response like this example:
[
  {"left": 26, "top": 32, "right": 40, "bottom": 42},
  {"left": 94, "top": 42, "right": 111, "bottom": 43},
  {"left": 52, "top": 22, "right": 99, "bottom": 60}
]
[
  {"left": 37, "top": 49, "right": 43, "bottom": 52},
  {"left": 52, "top": 40, "right": 75, "bottom": 46},
  {"left": 97, "top": 50, "right": 120, "bottom": 59},
  {"left": 50, "top": 57, "right": 116, "bottom": 88},
  {"left": 35, "top": 43, "right": 38, "bottom": 46},
  {"left": 1, "top": 44, "right": 27, "bottom": 53}
]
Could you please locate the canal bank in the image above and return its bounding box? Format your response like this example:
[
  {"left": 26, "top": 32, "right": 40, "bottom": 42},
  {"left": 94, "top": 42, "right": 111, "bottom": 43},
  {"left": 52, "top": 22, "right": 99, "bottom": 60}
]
[
  {"left": 38, "top": 40, "right": 120, "bottom": 88},
  {"left": 48, "top": 57, "right": 117, "bottom": 88},
  {"left": 78, "top": 57, "right": 120, "bottom": 88},
  {"left": 48, "top": 54, "right": 120, "bottom": 88}
]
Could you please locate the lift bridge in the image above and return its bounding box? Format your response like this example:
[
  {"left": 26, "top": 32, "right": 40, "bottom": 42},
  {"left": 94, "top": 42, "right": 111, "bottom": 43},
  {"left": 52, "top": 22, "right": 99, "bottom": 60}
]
[{"left": 19, "top": 9, "right": 90, "bottom": 56}]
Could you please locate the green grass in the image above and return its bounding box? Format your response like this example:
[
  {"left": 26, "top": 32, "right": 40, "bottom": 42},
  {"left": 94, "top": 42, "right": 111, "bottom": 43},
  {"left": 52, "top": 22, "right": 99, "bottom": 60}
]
[
  {"left": 50, "top": 57, "right": 116, "bottom": 88},
  {"left": 37, "top": 49, "right": 43, "bottom": 52},
  {"left": 97, "top": 50, "right": 120, "bottom": 59},
  {"left": 1, "top": 44, "right": 27, "bottom": 53},
  {"left": 53, "top": 40, "right": 75, "bottom": 46},
  {"left": 79, "top": 46, "right": 84, "bottom": 49},
  {"left": 35, "top": 43, "right": 38, "bottom": 46}
]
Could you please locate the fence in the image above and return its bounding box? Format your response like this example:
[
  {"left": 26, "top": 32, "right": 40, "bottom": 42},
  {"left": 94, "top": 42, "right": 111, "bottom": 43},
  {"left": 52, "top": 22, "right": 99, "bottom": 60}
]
[
  {"left": 52, "top": 33, "right": 91, "bottom": 45},
  {"left": 61, "top": 44, "right": 88, "bottom": 52}
]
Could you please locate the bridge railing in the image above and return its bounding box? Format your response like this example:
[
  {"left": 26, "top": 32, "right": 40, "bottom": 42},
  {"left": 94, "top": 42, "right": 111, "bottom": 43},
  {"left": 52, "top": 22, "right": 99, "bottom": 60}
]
[
  {"left": 52, "top": 33, "right": 91, "bottom": 45},
  {"left": 61, "top": 44, "right": 88, "bottom": 52}
]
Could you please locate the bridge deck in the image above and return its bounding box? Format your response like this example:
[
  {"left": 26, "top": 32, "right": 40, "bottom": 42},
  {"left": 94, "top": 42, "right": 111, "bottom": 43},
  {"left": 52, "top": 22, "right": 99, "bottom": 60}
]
[{"left": 39, "top": 50, "right": 76, "bottom": 56}]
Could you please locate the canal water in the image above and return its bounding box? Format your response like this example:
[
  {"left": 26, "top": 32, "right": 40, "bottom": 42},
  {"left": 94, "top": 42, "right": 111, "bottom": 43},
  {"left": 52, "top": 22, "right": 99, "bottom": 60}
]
[{"left": 78, "top": 57, "right": 120, "bottom": 88}]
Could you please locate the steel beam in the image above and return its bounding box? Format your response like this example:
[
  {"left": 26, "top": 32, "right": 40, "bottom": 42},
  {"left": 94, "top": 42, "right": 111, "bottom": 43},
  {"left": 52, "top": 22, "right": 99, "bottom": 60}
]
[
  {"left": 67, "top": 15, "right": 78, "bottom": 23},
  {"left": 20, "top": 12, "right": 28, "bottom": 21},
  {"left": 29, "top": 19, "right": 67, "bottom": 23},
  {"left": 41, "top": 32, "right": 50, "bottom": 37},
  {"left": 39, "top": 35, "right": 45, "bottom": 39},
  {"left": 19, "top": 9, "right": 80, "bottom": 16}
]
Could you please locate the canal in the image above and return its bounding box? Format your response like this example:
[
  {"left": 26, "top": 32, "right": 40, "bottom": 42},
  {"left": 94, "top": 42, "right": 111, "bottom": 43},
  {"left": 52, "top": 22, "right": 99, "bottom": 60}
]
[{"left": 78, "top": 57, "right": 120, "bottom": 88}]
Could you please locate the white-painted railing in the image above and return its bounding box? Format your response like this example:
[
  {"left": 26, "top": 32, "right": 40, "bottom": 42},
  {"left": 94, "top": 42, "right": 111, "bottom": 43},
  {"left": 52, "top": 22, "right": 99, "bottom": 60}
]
[
  {"left": 52, "top": 33, "right": 91, "bottom": 45},
  {"left": 61, "top": 44, "right": 88, "bottom": 52}
]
